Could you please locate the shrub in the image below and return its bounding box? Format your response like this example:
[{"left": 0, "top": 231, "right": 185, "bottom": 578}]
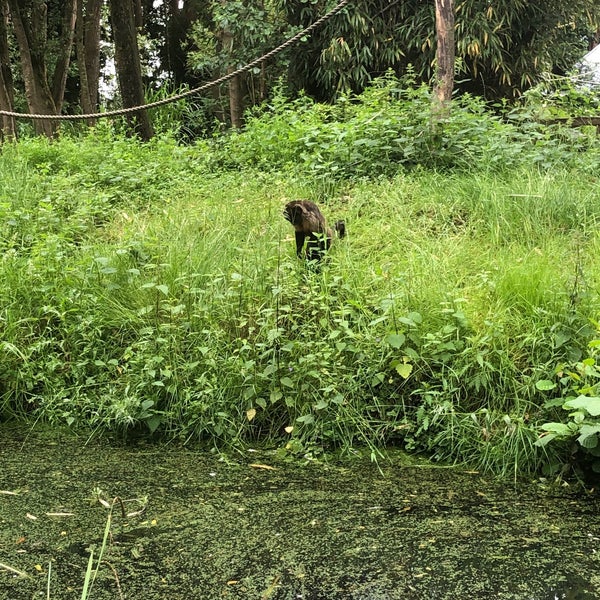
[{"left": 209, "top": 71, "right": 600, "bottom": 178}]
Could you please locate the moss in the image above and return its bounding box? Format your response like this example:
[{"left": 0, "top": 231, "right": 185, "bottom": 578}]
[{"left": 0, "top": 426, "right": 598, "bottom": 599}]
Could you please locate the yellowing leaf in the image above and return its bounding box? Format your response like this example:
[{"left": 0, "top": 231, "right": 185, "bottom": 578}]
[
  {"left": 284, "top": 426, "right": 294, "bottom": 434},
  {"left": 246, "top": 408, "right": 257, "bottom": 421},
  {"left": 396, "top": 363, "right": 413, "bottom": 379},
  {"left": 249, "top": 463, "right": 276, "bottom": 471}
]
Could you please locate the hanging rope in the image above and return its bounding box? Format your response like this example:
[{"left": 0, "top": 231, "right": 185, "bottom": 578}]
[{"left": 0, "top": 0, "right": 349, "bottom": 121}]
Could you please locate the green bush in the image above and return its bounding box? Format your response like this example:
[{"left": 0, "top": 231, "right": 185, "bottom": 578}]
[
  {"left": 209, "top": 71, "right": 600, "bottom": 178},
  {"left": 536, "top": 332, "right": 600, "bottom": 477}
]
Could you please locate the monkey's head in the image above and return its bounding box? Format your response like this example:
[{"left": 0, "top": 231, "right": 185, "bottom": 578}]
[
  {"left": 282, "top": 200, "right": 306, "bottom": 228},
  {"left": 283, "top": 200, "right": 326, "bottom": 234}
]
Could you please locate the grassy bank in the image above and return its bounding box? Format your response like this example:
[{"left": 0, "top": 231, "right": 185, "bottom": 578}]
[{"left": 2, "top": 85, "right": 600, "bottom": 476}]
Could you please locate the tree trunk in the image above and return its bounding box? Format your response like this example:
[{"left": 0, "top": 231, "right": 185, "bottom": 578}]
[
  {"left": 76, "top": 0, "right": 92, "bottom": 115},
  {"left": 219, "top": 23, "right": 243, "bottom": 129},
  {"left": 433, "top": 0, "right": 455, "bottom": 107},
  {"left": 76, "top": 0, "right": 103, "bottom": 120},
  {"left": 83, "top": 0, "right": 103, "bottom": 111},
  {"left": 51, "top": 0, "right": 77, "bottom": 113},
  {"left": 165, "top": 0, "right": 189, "bottom": 87},
  {"left": 0, "top": 0, "right": 16, "bottom": 139},
  {"left": 6, "top": 0, "right": 57, "bottom": 137},
  {"left": 109, "top": 0, "right": 153, "bottom": 140},
  {"left": 228, "top": 68, "right": 243, "bottom": 129}
]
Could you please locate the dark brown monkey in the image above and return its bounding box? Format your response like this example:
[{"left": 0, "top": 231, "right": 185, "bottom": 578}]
[{"left": 283, "top": 200, "right": 345, "bottom": 262}]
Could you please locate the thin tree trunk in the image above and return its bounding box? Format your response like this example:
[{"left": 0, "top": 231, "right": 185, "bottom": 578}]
[
  {"left": 219, "top": 23, "right": 243, "bottom": 129},
  {"left": 109, "top": 0, "right": 153, "bottom": 140},
  {"left": 0, "top": 0, "right": 16, "bottom": 139},
  {"left": 51, "top": 0, "right": 76, "bottom": 113},
  {"left": 76, "top": 0, "right": 103, "bottom": 121},
  {"left": 83, "top": 0, "right": 103, "bottom": 111},
  {"left": 228, "top": 67, "right": 243, "bottom": 129},
  {"left": 7, "top": 0, "right": 57, "bottom": 137},
  {"left": 76, "top": 0, "right": 92, "bottom": 115},
  {"left": 433, "top": 0, "right": 455, "bottom": 107},
  {"left": 166, "top": 0, "right": 189, "bottom": 86}
]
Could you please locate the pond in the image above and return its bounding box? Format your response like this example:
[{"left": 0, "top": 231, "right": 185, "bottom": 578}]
[{"left": 0, "top": 426, "right": 598, "bottom": 599}]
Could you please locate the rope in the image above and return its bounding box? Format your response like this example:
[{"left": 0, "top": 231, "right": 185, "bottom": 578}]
[{"left": 0, "top": 0, "right": 349, "bottom": 121}]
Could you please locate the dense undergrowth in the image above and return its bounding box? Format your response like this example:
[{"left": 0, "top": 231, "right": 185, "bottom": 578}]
[{"left": 2, "top": 75, "right": 600, "bottom": 478}]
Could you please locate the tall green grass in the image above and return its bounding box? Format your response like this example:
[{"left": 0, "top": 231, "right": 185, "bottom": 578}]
[{"left": 1, "top": 87, "right": 599, "bottom": 475}]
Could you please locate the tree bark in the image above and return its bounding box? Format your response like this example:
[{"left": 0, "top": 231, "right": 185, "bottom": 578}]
[
  {"left": 83, "top": 0, "right": 103, "bottom": 111},
  {"left": 165, "top": 0, "right": 190, "bottom": 87},
  {"left": 109, "top": 0, "right": 153, "bottom": 139},
  {"left": 76, "top": 0, "right": 92, "bottom": 115},
  {"left": 0, "top": 0, "right": 16, "bottom": 139},
  {"left": 76, "top": 0, "right": 103, "bottom": 120},
  {"left": 433, "top": 0, "right": 455, "bottom": 107},
  {"left": 51, "top": 0, "right": 77, "bottom": 113},
  {"left": 6, "top": 0, "right": 57, "bottom": 137},
  {"left": 219, "top": 19, "right": 243, "bottom": 129},
  {"left": 227, "top": 67, "right": 243, "bottom": 129}
]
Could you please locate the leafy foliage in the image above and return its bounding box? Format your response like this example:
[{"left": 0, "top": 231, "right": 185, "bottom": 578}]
[
  {"left": 210, "top": 72, "right": 600, "bottom": 177},
  {"left": 536, "top": 334, "right": 600, "bottom": 476},
  {"left": 283, "top": 0, "right": 600, "bottom": 101},
  {"left": 1, "top": 84, "right": 600, "bottom": 477},
  {"left": 523, "top": 72, "right": 600, "bottom": 118}
]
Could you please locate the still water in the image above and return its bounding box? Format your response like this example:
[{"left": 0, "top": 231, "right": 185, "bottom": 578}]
[{"left": 0, "top": 427, "right": 598, "bottom": 599}]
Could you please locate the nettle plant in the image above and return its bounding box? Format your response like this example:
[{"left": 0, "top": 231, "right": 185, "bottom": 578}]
[{"left": 536, "top": 335, "right": 600, "bottom": 473}]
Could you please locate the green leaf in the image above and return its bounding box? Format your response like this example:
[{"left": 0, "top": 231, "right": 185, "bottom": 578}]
[
  {"left": 331, "top": 394, "right": 344, "bottom": 405},
  {"left": 296, "top": 414, "right": 315, "bottom": 424},
  {"left": 156, "top": 284, "right": 169, "bottom": 296},
  {"left": 535, "top": 379, "right": 556, "bottom": 391},
  {"left": 543, "top": 398, "right": 565, "bottom": 408},
  {"left": 539, "top": 422, "right": 573, "bottom": 436},
  {"left": 280, "top": 377, "right": 294, "bottom": 388},
  {"left": 386, "top": 333, "right": 405, "bottom": 349},
  {"left": 262, "top": 364, "right": 276, "bottom": 377},
  {"left": 371, "top": 372, "right": 385, "bottom": 387},
  {"left": 395, "top": 363, "right": 413, "bottom": 379},
  {"left": 534, "top": 432, "right": 558, "bottom": 447},
  {"left": 577, "top": 425, "right": 600, "bottom": 448},
  {"left": 563, "top": 395, "right": 600, "bottom": 416},
  {"left": 399, "top": 312, "right": 422, "bottom": 327},
  {"left": 145, "top": 415, "right": 163, "bottom": 433}
]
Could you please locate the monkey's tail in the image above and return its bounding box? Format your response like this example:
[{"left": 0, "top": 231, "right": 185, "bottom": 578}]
[{"left": 334, "top": 220, "right": 346, "bottom": 239}]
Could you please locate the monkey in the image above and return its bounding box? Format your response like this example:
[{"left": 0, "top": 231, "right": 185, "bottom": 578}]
[{"left": 283, "top": 200, "right": 345, "bottom": 262}]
